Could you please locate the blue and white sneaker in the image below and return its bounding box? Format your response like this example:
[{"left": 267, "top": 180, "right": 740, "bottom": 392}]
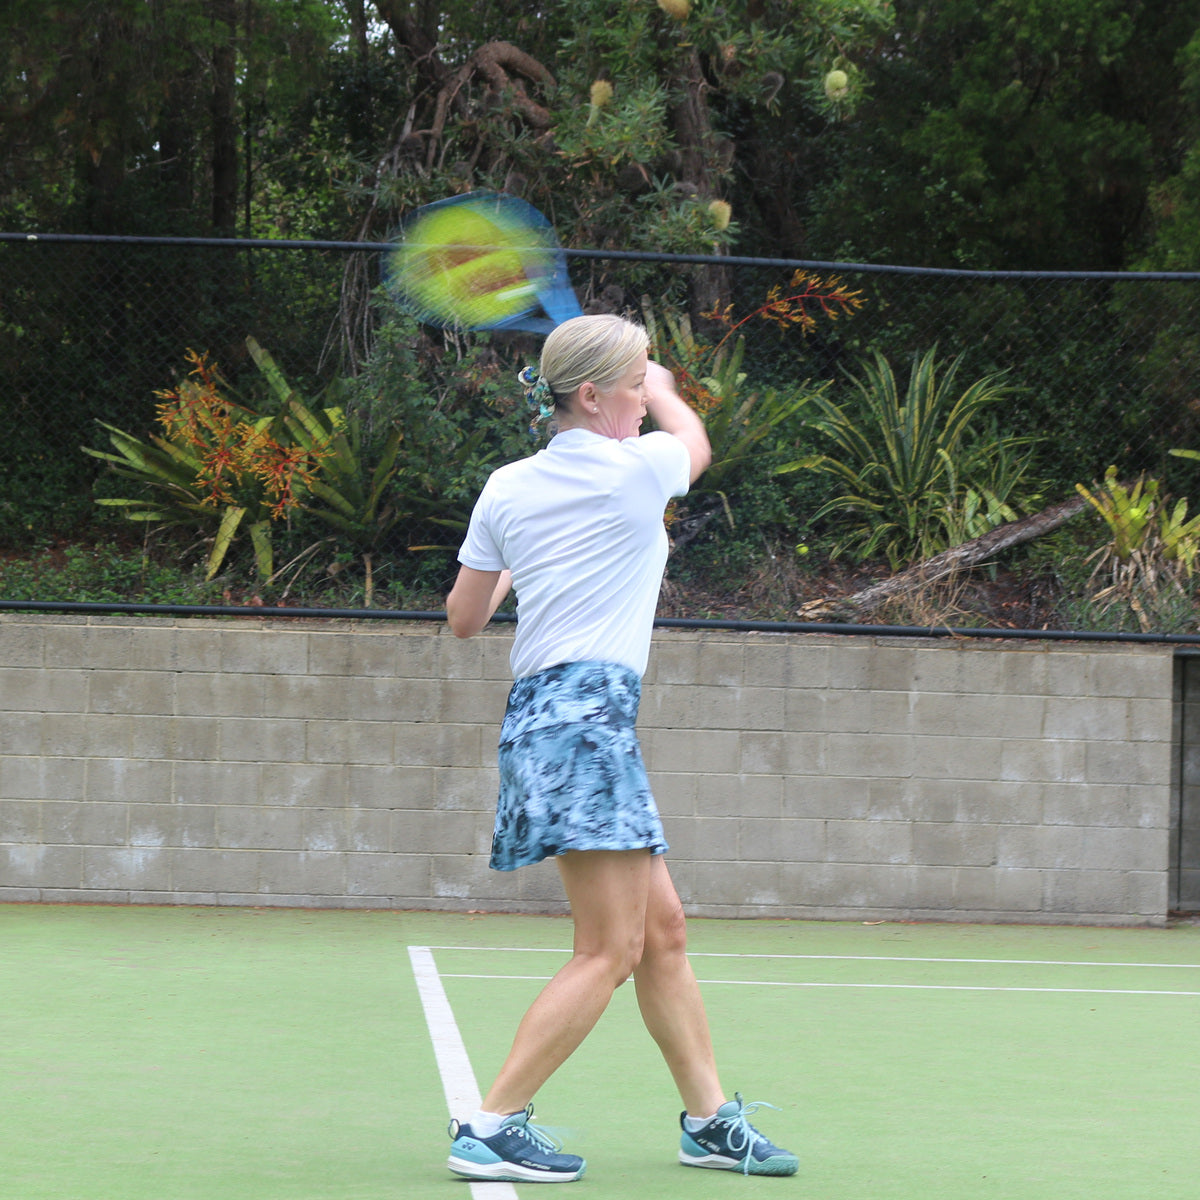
[
  {"left": 447, "top": 1106, "right": 586, "bottom": 1183},
  {"left": 679, "top": 1093, "right": 799, "bottom": 1176}
]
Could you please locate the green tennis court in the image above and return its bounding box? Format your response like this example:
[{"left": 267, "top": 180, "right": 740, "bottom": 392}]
[{"left": 4, "top": 905, "right": 1198, "bottom": 1200}]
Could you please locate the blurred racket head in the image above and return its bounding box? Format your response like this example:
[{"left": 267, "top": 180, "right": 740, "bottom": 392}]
[{"left": 384, "top": 192, "right": 582, "bottom": 333}]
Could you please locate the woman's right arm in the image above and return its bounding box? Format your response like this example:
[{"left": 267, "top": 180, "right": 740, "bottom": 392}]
[
  {"left": 644, "top": 361, "right": 712, "bottom": 483},
  {"left": 446, "top": 566, "right": 512, "bottom": 638}
]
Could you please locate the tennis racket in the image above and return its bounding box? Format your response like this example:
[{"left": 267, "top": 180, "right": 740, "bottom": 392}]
[{"left": 384, "top": 191, "right": 584, "bottom": 334}]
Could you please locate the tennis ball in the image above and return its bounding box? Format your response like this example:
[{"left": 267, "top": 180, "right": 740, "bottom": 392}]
[
  {"left": 824, "top": 69, "right": 850, "bottom": 100},
  {"left": 657, "top": 0, "right": 690, "bottom": 19},
  {"left": 707, "top": 199, "right": 733, "bottom": 231}
]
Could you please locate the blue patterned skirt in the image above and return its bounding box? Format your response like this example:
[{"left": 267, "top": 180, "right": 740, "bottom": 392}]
[{"left": 491, "top": 660, "right": 668, "bottom": 871}]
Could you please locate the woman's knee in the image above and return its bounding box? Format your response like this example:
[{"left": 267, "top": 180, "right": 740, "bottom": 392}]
[
  {"left": 573, "top": 930, "right": 645, "bottom": 984},
  {"left": 643, "top": 890, "right": 688, "bottom": 961}
]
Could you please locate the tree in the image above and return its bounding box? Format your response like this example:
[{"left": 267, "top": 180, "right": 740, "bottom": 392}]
[{"left": 808, "top": 0, "right": 1200, "bottom": 271}]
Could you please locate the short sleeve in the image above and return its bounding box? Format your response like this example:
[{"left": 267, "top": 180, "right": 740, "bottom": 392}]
[
  {"left": 457, "top": 486, "right": 507, "bottom": 571},
  {"left": 632, "top": 430, "right": 692, "bottom": 500}
]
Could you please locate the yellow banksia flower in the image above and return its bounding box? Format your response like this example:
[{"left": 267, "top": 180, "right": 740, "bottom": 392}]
[
  {"left": 589, "top": 79, "right": 613, "bottom": 109},
  {"left": 657, "top": 0, "right": 690, "bottom": 20},
  {"left": 707, "top": 199, "right": 732, "bottom": 231},
  {"left": 824, "top": 68, "right": 850, "bottom": 101}
]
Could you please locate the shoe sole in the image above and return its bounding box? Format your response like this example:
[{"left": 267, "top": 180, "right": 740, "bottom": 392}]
[
  {"left": 448, "top": 1156, "right": 586, "bottom": 1183},
  {"left": 679, "top": 1151, "right": 799, "bottom": 1176}
]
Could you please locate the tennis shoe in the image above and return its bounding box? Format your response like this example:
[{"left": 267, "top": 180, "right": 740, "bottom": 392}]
[
  {"left": 678, "top": 1093, "right": 799, "bottom": 1176},
  {"left": 447, "top": 1105, "right": 586, "bottom": 1183}
]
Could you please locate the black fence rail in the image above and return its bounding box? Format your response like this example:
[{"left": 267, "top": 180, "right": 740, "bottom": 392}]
[{"left": 2, "top": 231, "right": 1199, "bottom": 618}]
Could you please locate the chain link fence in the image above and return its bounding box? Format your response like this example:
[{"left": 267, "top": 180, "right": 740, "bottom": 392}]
[{"left": 2, "top": 232, "right": 1199, "bottom": 620}]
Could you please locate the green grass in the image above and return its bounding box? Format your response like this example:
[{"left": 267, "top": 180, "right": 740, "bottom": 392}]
[{"left": 4, "top": 905, "right": 1200, "bottom": 1200}]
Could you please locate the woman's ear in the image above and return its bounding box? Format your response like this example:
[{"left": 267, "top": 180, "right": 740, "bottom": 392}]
[{"left": 577, "top": 380, "right": 598, "bottom": 411}]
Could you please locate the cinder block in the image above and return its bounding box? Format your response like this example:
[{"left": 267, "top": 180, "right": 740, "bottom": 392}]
[
  {"left": 87, "top": 669, "right": 174, "bottom": 716},
  {"left": 738, "top": 816, "right": 824, "bottom": 863},
  {"left": 0, "top": 624, "right": 43, "bottom": 667},
  {"left": 1088, "top": 651, "right": 1172, "bottom": 699},
  {"left": 2, "top": 755, "right": 86, "bottom": 801},
  {"left": 432, "top": 852, "right": 519, "bottom": 902},
  {"left": 1000, "top": 738, "right": 1087, "bottom": 784},
  {"left": 432, "top": 766, "right": 494, "bottom": 812},
  {"left": 257, "top": 849, "right": 345, "bottom": 896},
  {"left": 346, "top": 763, "right": 433, "bottom": 809},
  {"left": 347, "top": 808, "right": 391, "bottom": 853},
  {"left": 392, "top": 807, "right": 486, "bottom": 856},
  {"left": 345, "top": 850, "right": 429, "bottom": 898},
  {"left": 955, "top": 781, "right": 1043, "bottom": 827},
  {"left": 173, "top": 760, "right": 261, "bottom": 806},
  {"left": 825, "top": 819, "right": 913, "bottom": 865},
  {"left": 690, "top": 859, "right": 781, "bottom": 907},
  {"left": 83, "top": 845, "right": 170, "bottom": 891},
  {"left": 263, "top": 762, "right": 347, "bottom": 807},
  {"left": 691, "top": 639, "right": 745, "bottom": 687},
  {"left": 642, "top": 728, "right": 738, "bottom": 775},
  {"left": 305, "top": 719, "right": 395, "bottom": 765},
  {"left": 393, "top": 631, "right": 440, "bottom": 678},
  {"left": 216, "top": 805, "right": 304, "bottom": 851},
  {"left": 220, "top": 629, "right": 310, "bottom": 675},
  {"left": 167, "top": 716, "right": 221, "bottom": 761},
  {"left": 86, "top": 757, "right": 172, "bottom": 805},
  {"left": 1041, "top": 868, "right": 1131, "bottom": 916},
  {"left": 1085, "top": 741, "right": 1170, "bottom": 787},
  {"left": 4, "top": 712, "right": 48, "bottom": 753},
  {"left": 393, "top": 722, "right": 482, "bottom": 769},
  {"left": 439, "top": 678, "right": 513, "bottom": 725},
  {"left": 41, "top": 798, "right": 125, "bottom": 846},
  {"left": 307, "top": 631, "right": 398, "bottom": 677},
  {"left": 743, "top": 638, "right": 794, "bottom": 688},
  {"left": 827, "top": 732, "right": 913, "bottom": 778},
  {"left": 0, "top": 799, "right": 42, "bottom": 842},
  {"left": 177, "top": 672, "right": 267, "bottom": 719},
  {"left": 170, "top": 847, "right": 258, "bottom": 893},
  {"left": 648, "top": 637, "right": 701, "bottom": 686},
  {"left": 912, "top": 821, "right": 998, "bottom": 867},
  {"left": 217, "top": 717, "right": 306, "bottom": 764},
  {"left": 696, "top": 772, "right": 781, "bottom": 819},
  {"left": 436, "top": 636, "right": 487, "bottom": 681},
  {"left": 300, "top": 807, "right": 351, "bottom": 853},
  {"left": 1, "top": 843, "right": 82, "bottom": 887},
  {"left": 648, "top": 771, "right": 696, "bottom": 818}
]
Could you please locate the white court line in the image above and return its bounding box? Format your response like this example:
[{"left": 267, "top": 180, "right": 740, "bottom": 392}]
[
  {"left": 424, "top": 944, "right": 1200, "bottom": 970},
  {"left": 435, "top": 971, "right": 1200, "bottom": 997},
  {"left": 408, "top": 946, "right": 518, "bottom": 1200}
]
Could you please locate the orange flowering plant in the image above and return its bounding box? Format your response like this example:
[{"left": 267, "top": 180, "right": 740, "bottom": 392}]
[{"left": 84, "top": 338, "right": 399, "bottom": 587}]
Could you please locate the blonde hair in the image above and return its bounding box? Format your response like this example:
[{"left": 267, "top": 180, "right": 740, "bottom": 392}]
[{"left": 540, "top": 314, "right": 649, "bottom": 404}]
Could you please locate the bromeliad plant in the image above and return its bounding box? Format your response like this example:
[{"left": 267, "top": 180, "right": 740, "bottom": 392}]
[
  {"left": 1076, "top": 465, "right": 1200, "bottom": 628},
  {"left": 84, "top": 339, "right": 403, "bottom": 592},
  {"left": 778, "top": 347, "right": 1039, "bottom": 568}
]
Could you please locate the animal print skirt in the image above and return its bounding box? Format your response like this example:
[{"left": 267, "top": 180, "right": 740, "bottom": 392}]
[{"left": 490, "top": 660, "right": 668, "bottom": 871}]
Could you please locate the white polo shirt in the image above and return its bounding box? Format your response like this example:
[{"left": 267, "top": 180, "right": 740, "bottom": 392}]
[{"left": 458, "top": 428, "right": 691, "bottom": 679}]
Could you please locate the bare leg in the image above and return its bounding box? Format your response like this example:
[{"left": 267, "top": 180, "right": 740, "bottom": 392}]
[
  {"left": 633, "top": 855, "right": 725, "bottom": 1117},
  {"left": 480, "top": 849, "right": 653, "bottom": 1114}
]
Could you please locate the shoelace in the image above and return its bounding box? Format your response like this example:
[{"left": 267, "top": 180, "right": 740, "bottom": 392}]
[
  {"left": 716, "top": 1095, "right": 782, "bottom": 1175},
  {"left": 508, "top": 1106, "right": 566, "bottom": 1155}
]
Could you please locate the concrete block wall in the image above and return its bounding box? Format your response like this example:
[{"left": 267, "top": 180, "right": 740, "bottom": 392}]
[{"left": 0, "top": 613, "right": 1179, "bottom": 925}]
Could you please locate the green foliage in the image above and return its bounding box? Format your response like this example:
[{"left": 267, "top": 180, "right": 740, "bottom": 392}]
[
  {"left": 0, "top": 542, "right": 221, "bottom": 606},
  {"left": 1075, "top": 465, "right": 1200, "bottom": 629},
  {"left": 781, "top": 348, "right": 1038, "bottom": 567}
]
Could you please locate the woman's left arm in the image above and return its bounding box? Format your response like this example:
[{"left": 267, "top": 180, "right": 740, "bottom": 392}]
[{"left": 446, "top": 566, "right": 512, "bottom": 638}]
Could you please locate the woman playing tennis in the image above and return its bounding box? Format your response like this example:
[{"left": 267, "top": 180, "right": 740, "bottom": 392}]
[{"left": 445, "top": 313, "right": 798, "bottom": 1183}]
